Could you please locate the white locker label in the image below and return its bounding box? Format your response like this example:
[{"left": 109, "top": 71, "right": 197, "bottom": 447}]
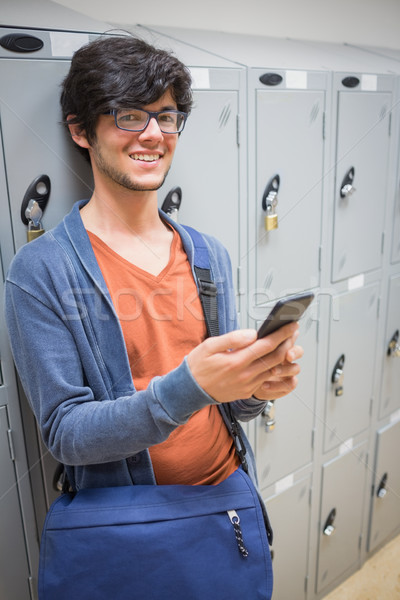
[
  {"left": 275, "top": 473, "right": 294, "bottom": 495},
  {"left": 50, "top": 32, "right": 89, "bottom": 57},
  {"left": 285, "top": 70, "right": 308, "bottom": 89},
  {"left": 339, "top": 437, "right": 354, "bottom": 456},
  {"left": 189, "top": 68, "right": 210, "bottom": 89},
  {"left": 361, "top": 74, "right": 378, "bottom": 91},
  {"left": 348, "top": 273, "right": 365, "bottom": 291},
  {"left": 390, "top": 409, "right": 400, "bottom": 424}
]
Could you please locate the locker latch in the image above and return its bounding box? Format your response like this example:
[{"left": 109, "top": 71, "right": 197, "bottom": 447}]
[
  {"left": 340, "top": 167, "right": 356, "bottom": 199},
  {"left": 261, "top": 400, "right": 276, "bottom": 433},
  {"left": 387, "top": 330, "right": 400, "bottom": 357},
  {"left": 161, "top": 186, "right": 182, "bottom": 222},
  {"left": 331, "top": 354, "right": 345, "bottom": 396},
  {"left": 323, "top": 508, "right": 337, "bottom": 536},
  {"left": 21, "top": 174, "right": 51, "bottom": 242},
  {"left": 262, "top": 175, "right": 280, "bottom": 231},
  {"left": 376, "top": 473, "right": 388, "bottom": 499}
]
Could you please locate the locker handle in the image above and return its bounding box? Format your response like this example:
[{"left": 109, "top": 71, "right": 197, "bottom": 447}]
[
  {"left": 21, "top": 174, "right": 51, "bottom": 225},
  {"left": 377, "top": 473, "right": 388, "bottom": 499},
  {"left": 161, "top": 186, "right": 182, "bottom": 222},
  {"left": 340, "top": 167, "right": 356, "bottom": 199},
  {"left": 387, "top": 330, "right": 400, "bottom": 357},
  {"left": 323, "top": 508, "right": 337, "bottom": 536},
  {"left": 331, "top": 354, "right": 345, "bottom": 396},
  {"left": 261, "top": 401, "right": 276, "bottom": 433}
]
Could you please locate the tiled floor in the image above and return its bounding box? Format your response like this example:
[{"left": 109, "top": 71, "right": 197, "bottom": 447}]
[{"left": 322, "top": 533, "right": 400, "bottom": 600}]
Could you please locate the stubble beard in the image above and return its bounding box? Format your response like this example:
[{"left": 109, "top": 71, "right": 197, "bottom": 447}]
[{"left": 92, "top": 144, "right": 170, "bottom": 192}]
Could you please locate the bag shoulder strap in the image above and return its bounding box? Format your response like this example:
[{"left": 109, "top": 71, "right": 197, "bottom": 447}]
[
  {"left": 181, "top": 225, "right": 219, "bottom": 338},
  {"left": 182, "top": 224, "right": 248, "bottom": 474}
]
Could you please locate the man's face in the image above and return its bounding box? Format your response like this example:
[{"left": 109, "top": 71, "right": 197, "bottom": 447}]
[{"left": 87, "top": 90, "right": 180, "bottom": 193}]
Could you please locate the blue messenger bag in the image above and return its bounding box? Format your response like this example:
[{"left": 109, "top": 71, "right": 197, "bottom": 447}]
[{"left": 39, "top": 467, "right": 273, "bottom": 599}]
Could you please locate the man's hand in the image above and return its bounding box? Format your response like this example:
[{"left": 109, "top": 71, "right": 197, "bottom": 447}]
[{"left": 187, "top": 322, "right": 303, "bottom": 404}]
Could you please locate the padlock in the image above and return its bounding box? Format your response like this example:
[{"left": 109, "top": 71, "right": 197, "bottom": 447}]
[
  {"left": 25, "top": 199, "right": 45, "bottom": 242},
  {"left": 265, "top": 205, "right": 278, "bottom": 231},
  {"left": 27, "top": 226, "right": 45, "bottom": 242},
  {"left": 262, "top": 175, "right": 280, "bottom": 231}
]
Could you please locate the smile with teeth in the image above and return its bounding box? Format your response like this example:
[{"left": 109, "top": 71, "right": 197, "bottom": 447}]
[{"left": 130, "top": 153, "right": 160, "bottom": 162}]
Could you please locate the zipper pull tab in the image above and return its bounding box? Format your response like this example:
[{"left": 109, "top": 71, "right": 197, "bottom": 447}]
[{"left": 227, "top": 510, "right": 249, "bottom": 558}]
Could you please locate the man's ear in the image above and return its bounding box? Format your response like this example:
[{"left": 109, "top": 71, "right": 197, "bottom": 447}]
[{"left": 67, "top": 115, "right": 91, "bottom": 149}]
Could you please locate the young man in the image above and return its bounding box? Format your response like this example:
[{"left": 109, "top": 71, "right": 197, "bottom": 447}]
[{"left": 5, "top": 35, "right": 301, "bottom": 524}]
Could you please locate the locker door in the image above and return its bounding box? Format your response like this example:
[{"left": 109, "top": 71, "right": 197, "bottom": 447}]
[
  {"left": 0, "top": 406, "right": 31, "bottom": 600},
  {"left": 391, "top": 174, "right": 400, "bottom": 264},
  {"left": 265, "top": 476, "right": 311, "bottom": 600},
  {"left": 379, "top": 274, "right": 400, "bottom": 418},
  {"left": 368, "top": 420, "right": 400, "bottom": 552},
  {"left": 317, "top": 442, "right": 367, "bottom": 594},
  {"left": 324, "top": 284, "right": 379, "bottom": 453},
  {"left": 159, "top": 86, "right": 241, "bottom": 282},
  {"left": 0, "top": 58, "right": 92, "bottom": 252},
  {"left": 255, "top": 303, "right": 318, "bottom": 487},
  {"left": 332, "top": 91, "right": 391, "bottom": 282},
  {"left": 254, "top": 88, "right": 325, "bottom": 301}
]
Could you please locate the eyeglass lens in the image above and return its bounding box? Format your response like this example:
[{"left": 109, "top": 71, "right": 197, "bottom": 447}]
[{"left": 116, "top": 109, "right": 185, "bottom": 133}]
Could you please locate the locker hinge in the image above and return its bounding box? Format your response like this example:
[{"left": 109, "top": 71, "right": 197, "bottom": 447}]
[
  {"left": 236, "top": 114, "right": 240, "bottom": 146},
  {"left": 7, "top": 428, "right": 15, "bottom": 461},
  {"left": 322, "top": 112, "right": 326, "bottom": 140},
  {"left": 305, "top": 574, "right": 309, "bottom": 593},
  {"left": 369, "top": 397, "right": 374, "bottom": 417},
  {"left": 381, "top": 231, "right": 385, "bottom": 254},
  {"left": 309, "top": 487, "right": 312, "bottom": 507},
  {"left": 359, "top": 534, "right": 363, "bottom": 551},
  {"left": 28, "top": 576, "right": 35, "bottom": 599},
  {"left": 388, "top": 112, "right": 392, "bottom": 137},
  {"left": 311, "top": 428, "right": 315, "bottom": 450},
  {"left": 318, "top": 245, "right": 323, "bottom": 271},
  {"left": 377, "top": 297, "right": 381, "bottom": 319}
]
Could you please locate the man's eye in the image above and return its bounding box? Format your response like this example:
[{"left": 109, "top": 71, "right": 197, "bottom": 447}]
[
  {"left": 119, "top": 112, "right": 141, "bottom": 122},
  {"left": 159, "top": 113, "right": 175, "bottom": 123}
]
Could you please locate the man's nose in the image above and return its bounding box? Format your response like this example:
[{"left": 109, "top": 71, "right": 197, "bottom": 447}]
[{"left": 140, "top": 116, "right": 163, "bottom": 139}]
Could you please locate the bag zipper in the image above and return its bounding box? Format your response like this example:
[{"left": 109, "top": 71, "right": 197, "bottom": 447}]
[{"left": 227, "top": 510, "right": 249, "bottom": 557}]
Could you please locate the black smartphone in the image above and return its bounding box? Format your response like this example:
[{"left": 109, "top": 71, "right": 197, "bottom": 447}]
[{"left": 257, "top": 291, "right": 315, "bottom": 338}]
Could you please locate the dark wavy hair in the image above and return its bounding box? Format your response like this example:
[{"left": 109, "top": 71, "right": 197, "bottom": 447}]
[{"left": 60, "top": 35, "right": 193, "bottom": 160}]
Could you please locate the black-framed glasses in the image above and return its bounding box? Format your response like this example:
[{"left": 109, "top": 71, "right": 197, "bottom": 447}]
[{"left": 105, "top": 108, "right": 188, "bottom": 134}]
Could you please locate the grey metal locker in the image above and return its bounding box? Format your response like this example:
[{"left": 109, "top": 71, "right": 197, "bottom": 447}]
[
  {"left": 332, "top": 85, "right": 392, "bottom": 282},
  {"left": 0, "top": 46, "right": 93, "bottom": 252},
  {"left": 368, "top": 419, "right": 400, "bottom": 553},
  {"left": 324, "top": 284, "right": 379, "bottom": 453},
  {"left": 255, "top": 302, "right": 319, "bottom": 488},
  {"left": 264, "top": 476, "right": 312, "bottom": 600},
  {"left": 253, "top": 82, "right": 325, "bottom": 302},
  {"left": 0, "top": 408, "right": 31, "bottom": 599},
  {"left": 316, "top": 442, "right": 367, "bottom": 594},
  {"left": 379, "top": 273, "right": 400, "bottom": 419}
]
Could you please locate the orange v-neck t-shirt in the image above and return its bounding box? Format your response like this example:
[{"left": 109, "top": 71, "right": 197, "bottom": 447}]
[{"left": 88, "top": 227, "right": 239, "bottom": 485}]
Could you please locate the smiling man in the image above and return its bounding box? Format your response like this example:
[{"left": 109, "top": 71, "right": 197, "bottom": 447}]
[{"left": 5, "top": 35, "right": 303, "bottom": 598}]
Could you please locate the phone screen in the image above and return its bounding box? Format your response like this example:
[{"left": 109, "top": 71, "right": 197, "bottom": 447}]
[{"left": 257, "top": 291, "right": 315, "bottom": 338}]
